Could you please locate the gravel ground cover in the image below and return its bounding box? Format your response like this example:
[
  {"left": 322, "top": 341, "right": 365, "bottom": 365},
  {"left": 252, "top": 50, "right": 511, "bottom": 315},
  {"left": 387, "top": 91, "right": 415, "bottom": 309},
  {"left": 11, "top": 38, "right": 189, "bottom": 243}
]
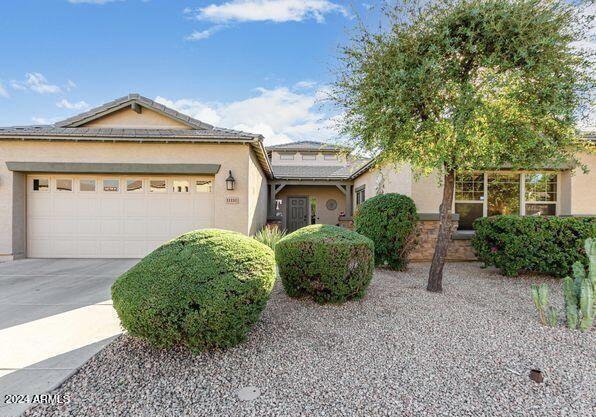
[{"left": 25, "top": 263, "right": 595, "bottom": 417}]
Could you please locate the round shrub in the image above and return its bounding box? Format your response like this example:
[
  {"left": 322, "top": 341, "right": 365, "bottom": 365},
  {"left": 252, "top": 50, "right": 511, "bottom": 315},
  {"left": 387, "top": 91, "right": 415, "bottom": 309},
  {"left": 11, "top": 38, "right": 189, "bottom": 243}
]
[
  {"left": 353, "top": 193, "right": 418, "bottom": 270},
  {"left": 111, "top": 229, "right": 276, "bottom": 352},
  {"left": 275, "top": 224, "right": 374, "bottom": 304}
]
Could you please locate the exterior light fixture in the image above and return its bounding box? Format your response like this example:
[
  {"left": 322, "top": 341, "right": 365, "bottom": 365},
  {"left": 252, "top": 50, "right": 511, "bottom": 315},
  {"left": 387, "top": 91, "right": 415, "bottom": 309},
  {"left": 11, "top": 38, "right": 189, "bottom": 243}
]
[{"left": 226, "top": 170, "right": 236, "bottom": 190}]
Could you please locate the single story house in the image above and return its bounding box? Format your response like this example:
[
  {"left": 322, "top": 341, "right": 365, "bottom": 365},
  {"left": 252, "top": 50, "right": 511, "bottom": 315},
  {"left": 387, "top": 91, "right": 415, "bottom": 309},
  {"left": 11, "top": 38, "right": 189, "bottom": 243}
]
[{"left": 1, "top": 94, "right": 594, "bottom": 260}]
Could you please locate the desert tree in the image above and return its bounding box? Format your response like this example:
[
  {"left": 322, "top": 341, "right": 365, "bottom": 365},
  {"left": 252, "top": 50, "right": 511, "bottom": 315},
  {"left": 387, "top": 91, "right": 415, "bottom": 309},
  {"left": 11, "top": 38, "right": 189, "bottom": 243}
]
[{"left": 332, "top": 0, "right": 594, "bottom": 292}]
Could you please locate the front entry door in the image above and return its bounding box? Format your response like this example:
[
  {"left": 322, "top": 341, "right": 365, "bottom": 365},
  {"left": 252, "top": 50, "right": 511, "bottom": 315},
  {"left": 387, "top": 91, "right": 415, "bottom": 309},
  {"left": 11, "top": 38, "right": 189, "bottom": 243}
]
[{"left": 287, "top": 197, "right": 309, "bottom": 232}]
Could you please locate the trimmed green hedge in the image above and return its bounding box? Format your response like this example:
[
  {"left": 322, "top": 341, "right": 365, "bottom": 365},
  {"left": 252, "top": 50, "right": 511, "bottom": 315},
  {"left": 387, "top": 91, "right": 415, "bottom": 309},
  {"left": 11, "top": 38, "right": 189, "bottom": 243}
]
[
  {"left": 275, "top": 224, "right": 374, "bottom": 304},
  {"left": 354, "top": 193, "right": 418, "bottom": 270},
  {"left": 472, "top": 216, "right": 596, "bottom": 277},
  {"left": 112, "top": 229, "right": 276, "bottom": 352}
]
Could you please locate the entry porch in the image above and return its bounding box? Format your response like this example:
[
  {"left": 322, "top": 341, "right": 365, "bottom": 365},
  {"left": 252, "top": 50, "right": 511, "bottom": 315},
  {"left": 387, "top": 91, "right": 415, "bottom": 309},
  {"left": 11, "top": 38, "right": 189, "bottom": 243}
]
[{"left": 267, "top": 180, "right": 354, "bottom": 233}]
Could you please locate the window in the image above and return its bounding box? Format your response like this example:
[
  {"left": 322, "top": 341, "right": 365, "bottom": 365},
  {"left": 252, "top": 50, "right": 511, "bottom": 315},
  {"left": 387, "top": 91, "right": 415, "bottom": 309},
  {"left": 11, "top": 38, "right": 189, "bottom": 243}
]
[
  {"left": 454, "top": 173, "right": 484, "bottom": 230},
  {"left": 79, "top": 179, "right": 96, "bottom": 192},
  {"left": 150, "top": 179, "right": 167, "bottom": 193},
  {"left": 195, "top": 180, "right": 212, "bottom": 193},
  {"left": 355, "top": 186, "right": 366, "bottom": 206},
  {"left": 310, "top": 197, "right": 317, "bottom": 224},
  {"left": 279, "top": 153, "right": 294, "bottom": 160},
  {"left": 32, "top": 178, "right": 49, "bottom": 191},
  {"left": 126, "top": 179, "right": 143, "bottom": 192},
  {"left": 56, "top": 179, "right": 73, "bottom": 192},
  {"left": 103, "top": 179, "right": 119, "bottom": 192},
  {"left": 324, "top": 154, "right": 338, "bottom": 161},
  {"left": 487, "top": 174, "right": 520, "bottom": 216},
  {"left": 525, "top": 173, "right": 557, "bottom": 215},
  {"left": 301, "top": 153, "right": 316, "bottom": 160},
  {"left": 173, "top": 179, "right": 189, "bottom": 193}
]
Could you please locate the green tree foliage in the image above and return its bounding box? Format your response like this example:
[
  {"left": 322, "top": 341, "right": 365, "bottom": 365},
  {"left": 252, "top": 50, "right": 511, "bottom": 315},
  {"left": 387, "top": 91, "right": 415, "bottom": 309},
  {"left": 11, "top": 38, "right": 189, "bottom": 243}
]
[
  {"left": 332, "top": 0, "right": 593, "bottom": 291},
  {"left": 354, "top": 193, "right": 418, "bottom": 270},
  {"left": 111, "top": 229, "right": 276, "bottom": 352}
]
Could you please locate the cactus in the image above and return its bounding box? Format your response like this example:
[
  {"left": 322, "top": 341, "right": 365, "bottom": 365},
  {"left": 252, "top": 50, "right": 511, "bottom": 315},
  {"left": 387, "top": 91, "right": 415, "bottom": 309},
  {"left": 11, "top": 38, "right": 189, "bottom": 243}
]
[
  {"left": 531, "top": 283, "right": 549, "bottom": 326},
  {"left": 547, "top": 306, "right": 558, "bottom": 327},
  {"left": 563, "top": 237, "right": 596, "bottom": 332},
  {"left": 563, "top": 276, "right": 579, "bottom": 330}
]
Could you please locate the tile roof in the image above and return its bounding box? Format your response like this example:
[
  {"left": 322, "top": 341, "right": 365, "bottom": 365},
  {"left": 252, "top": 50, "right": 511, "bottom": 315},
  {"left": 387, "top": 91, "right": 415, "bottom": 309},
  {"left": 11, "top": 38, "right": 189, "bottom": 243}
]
[
  {"left": 266, "top": 140, "right": 348, "bottom": 152},
  {"left": 0, "top": 126, "right": 257, "bottom": 140},
  {"left": 272, "top": 160, "right": 370, "bottom": 180}
]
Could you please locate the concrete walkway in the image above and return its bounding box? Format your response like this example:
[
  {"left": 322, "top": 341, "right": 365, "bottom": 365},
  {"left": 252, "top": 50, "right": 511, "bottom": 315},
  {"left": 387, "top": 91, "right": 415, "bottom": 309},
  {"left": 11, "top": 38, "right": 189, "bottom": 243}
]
[{"left": 0, "top": 259, "right": 138, "bottom": 417}]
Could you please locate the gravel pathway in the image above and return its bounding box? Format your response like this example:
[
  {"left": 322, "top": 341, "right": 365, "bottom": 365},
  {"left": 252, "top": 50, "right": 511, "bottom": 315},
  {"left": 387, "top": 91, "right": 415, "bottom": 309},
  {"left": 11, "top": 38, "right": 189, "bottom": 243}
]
[{"left": 24, "top": 263, "right": 595, "bottom": 417}]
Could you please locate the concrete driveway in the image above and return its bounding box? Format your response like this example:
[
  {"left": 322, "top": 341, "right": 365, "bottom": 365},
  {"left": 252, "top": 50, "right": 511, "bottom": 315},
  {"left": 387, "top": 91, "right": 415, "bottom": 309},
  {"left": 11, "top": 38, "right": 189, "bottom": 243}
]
[{"left": 0, "top": 259, "right": 138, "bottom": 417}]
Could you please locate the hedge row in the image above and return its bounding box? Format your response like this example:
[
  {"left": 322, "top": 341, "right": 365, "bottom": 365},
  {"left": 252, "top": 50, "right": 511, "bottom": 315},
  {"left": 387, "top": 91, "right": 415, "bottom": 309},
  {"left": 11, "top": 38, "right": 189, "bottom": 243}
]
[{"left": 472, "top": 216, "right": 596, "bottom": 277}]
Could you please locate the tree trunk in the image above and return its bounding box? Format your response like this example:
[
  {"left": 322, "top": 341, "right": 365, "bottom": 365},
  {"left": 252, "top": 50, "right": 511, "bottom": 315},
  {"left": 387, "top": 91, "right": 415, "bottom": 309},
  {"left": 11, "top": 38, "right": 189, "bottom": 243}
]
[{"left": 427, "top": 170, "right": 456, "bottom": 293}]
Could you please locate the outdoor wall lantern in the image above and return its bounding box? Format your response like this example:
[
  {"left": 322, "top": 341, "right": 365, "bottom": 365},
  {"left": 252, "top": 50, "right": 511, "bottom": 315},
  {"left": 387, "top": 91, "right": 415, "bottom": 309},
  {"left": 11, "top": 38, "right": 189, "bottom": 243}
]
[{"left": 226, "top": 170, "right": 236, "bottom": 191}]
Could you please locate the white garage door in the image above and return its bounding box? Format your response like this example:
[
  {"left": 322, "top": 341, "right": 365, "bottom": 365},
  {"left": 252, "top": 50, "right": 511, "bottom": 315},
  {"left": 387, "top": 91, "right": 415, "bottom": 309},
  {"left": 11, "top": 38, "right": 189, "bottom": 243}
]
[{"left": 27, "top": 175, "right": 214, "bottom": 258}]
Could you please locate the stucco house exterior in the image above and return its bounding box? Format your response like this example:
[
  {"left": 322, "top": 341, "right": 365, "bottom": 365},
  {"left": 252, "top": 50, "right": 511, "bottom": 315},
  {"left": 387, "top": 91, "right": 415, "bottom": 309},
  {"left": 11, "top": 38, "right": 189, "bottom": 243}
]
[{"left": 1, "top": 94, "right": 594, "bottom": 261}]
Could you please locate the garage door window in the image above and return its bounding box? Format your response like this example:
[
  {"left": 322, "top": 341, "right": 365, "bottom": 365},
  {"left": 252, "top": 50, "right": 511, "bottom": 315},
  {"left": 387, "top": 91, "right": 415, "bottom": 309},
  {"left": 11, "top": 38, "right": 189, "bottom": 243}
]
[
  {"left": 150, "top": 179, "right": 167, "bottom": 193},
  {"left": 103, "top": 179, "right": 119, "bottom": 192},
  {"left": 56, "top": 179, "right": 73, "bottom": 192},
  {"left": 79, "top": 179, "right": 96, "bottom": 192},
  {"left": 126, "top": 179, "right": 143, "bottom": 192},
  {"left": 32, "top": 178, "right": 49, "bottom": 191},
  {"left": 173, "top": 180, "right": 189, "bottom": 193},
  {"left": 195, "top": 180, "right": 212, "bottom": 193}
]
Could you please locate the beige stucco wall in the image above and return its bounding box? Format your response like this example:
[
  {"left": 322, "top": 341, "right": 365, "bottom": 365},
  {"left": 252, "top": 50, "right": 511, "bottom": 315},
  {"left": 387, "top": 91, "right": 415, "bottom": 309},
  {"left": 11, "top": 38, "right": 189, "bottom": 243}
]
[
  {"left": 276, "top": 185, "right": 346, "bottom": 229},
  {"left": 569, "top": 151, "right": 596, "bottom": 215},
  {"left": 0, "top": 140, "right": 265, "bottom": 259},
  {"left": 270, "top": 151, "right": 348, "bottom": 166},
  {"left": 411, "top": 171, "right": 444, "bottom": 213},
  {"left": 83, "top": 107, "right": 192, "bottom": 129},
  {"left": 353, "top": 163, "right": 412, "bottom": 207},
  {"left": 247, "top": 148, "right": 268, "bottom": 235}
]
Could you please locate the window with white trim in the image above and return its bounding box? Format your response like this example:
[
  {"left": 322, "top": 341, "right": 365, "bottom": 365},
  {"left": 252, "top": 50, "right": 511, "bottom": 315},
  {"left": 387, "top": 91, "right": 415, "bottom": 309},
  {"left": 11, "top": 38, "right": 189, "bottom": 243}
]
[
  {"left": 355, "top": 186, "right": 366, "bottom": 206},
  {"left": 195, "top": 180, "right": 212, "bottom": 193},
  {"left": 103, "top": 179, "right": 120, "bottom": 192},
  {"left": 454, "top": 173, "right": 484, "bottom": 230},
  {"left": 126, "top": 179, "right": 143, "bottom": 192},
  {"left": 525, "top": 173, "right": 557, "bottom": 215},
  {"left": 32, "top": 178, "right": 49, "bottom": 191},
  {"left": 173, "top": 179, "right": 189, "bottom": 193},
  {"left": 301, "top": 153, "right": 316, "bottom": 160},
  {"left": 279, "top": 153, "right": 294, "bottom": 160},
  {"left": 56, "top": 179, "right": 73, "bottom": 192},
  {"left": 324, "top": 154, "right": 338, "bottom": 161},
  {"left": 79, "top": 179, "right": 96, "bottom": 192}
]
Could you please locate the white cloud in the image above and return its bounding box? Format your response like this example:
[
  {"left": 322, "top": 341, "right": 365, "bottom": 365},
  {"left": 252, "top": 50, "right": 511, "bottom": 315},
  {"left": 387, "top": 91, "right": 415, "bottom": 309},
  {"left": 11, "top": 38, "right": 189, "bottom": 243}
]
[
  {"left": 185, "top": 26, "right": 225, "bottom": 41},
  {"left": 11, "top": 73, "right": 62, "bottom": 94},
  {"left": 56, "top": 99, "right": 90, "bottom": 110},
  {"left": 155, "top": 84, "right": 339, "bottom": 146},
  {"left": 194, "top": 0, "right": 347, "bottom": 24},
  {"left": 294, "top": 80, "right": 317, "bottom": 89},
  {"left": 65, "top": 80, "right": 77, "bottom": 91},
  {"left": 0, "top": 83, "right": 9, "bottom": 98},
  {"left": 31, "top": 116, "right": 63, "bottom": 125}
]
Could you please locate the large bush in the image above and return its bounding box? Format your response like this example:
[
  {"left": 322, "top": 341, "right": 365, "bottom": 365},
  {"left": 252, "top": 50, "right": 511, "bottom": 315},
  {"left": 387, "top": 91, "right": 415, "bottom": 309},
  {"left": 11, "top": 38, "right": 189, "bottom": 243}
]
[
  {"left": 112, "top": 229, "right": 276, "bottom": 352},
  {"left": 472, "top": 216, "right": 596, "bottom": 277},
  {"left": 353, "top": 193, "right": 418, "bottom": 270},
  {"left": 275, "top": 225, "right": 374, "bottom": 304}
]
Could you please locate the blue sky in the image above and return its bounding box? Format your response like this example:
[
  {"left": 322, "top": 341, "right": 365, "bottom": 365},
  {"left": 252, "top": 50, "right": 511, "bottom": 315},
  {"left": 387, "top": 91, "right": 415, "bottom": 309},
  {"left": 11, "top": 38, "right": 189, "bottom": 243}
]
[{"left": 0, "top": 0, "right": 383, "bottom": 145}]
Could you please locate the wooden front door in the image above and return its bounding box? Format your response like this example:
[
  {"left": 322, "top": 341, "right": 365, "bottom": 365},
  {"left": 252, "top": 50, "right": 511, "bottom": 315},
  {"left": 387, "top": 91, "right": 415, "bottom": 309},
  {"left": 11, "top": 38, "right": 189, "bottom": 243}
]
[{"left": 287, "top": 197, "right": 309, "bottom": 232}]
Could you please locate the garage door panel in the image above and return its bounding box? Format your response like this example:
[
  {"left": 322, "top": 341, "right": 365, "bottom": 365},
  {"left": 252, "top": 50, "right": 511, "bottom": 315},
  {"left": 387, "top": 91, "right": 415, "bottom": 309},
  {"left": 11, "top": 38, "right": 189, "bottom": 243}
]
[
  {"left": 123, "top": 199, "right": 147, "bottom": 216},
  {"left": 50, "top": 218, "right": 77, "bottom": 236},
  {"left": 100, "top": 199, "right": 124, "bottom": 216},
  {"left": 100, "top": 219, "right": 123, "bottom": 235},
  {"left": 27, "top": 175, "right": 214, "bottom": 258},
  {"left": 76, "top": 198, "right": 102, "bottom": 216}
]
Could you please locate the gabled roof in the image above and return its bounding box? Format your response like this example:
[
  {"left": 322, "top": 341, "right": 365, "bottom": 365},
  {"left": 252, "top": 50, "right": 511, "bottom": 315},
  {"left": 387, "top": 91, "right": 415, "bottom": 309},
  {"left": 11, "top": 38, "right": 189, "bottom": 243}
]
[
  {"left": 0, "top": 93, "right": 273, "bottom": 178},
  {"left": 266, "top": 140, "right": 348, "bottom": 152},
  {"left": 55, "top": 93, "right": 213, "bottom": 130}
]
